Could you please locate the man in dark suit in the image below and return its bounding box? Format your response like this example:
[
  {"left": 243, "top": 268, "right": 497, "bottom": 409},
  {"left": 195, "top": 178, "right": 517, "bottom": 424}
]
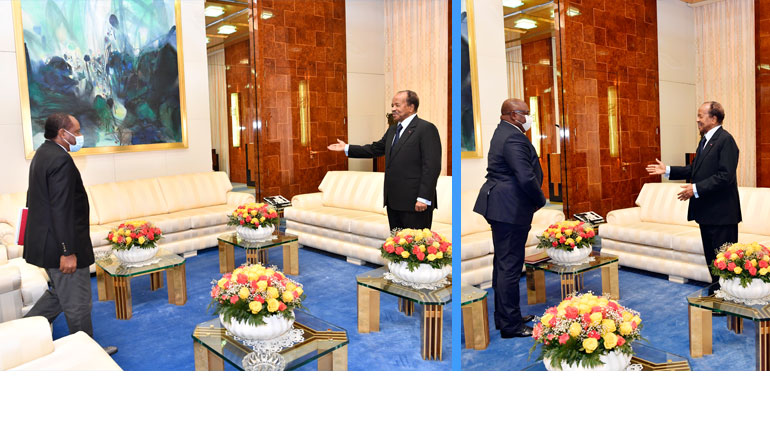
[
  {"left": 474, "top": 98, "right": 545, "bottom": 338},
  {"left": 647, "top": 101, "right": 741, "bottom": 293},
  {"left": 23, "top": 113, "right": 115, "bottom": 353},
  {"left": 327, "top": 90, "right": 442, "bottom": 230}
]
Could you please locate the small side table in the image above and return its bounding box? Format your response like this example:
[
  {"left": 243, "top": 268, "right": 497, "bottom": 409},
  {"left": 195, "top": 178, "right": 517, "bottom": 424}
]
[
  {"left": 217, "top": 232, "right": 299, "bottom": 275},
  {"left": 525, "top": 251, "right": 619, "bottom": 304},
  {"left": 461, "top": 285, "right": 489, "bottom": 350}
]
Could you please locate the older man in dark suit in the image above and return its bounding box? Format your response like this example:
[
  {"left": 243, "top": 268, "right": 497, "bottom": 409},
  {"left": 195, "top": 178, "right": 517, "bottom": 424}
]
[
  {"left": 474, "top": 98, "right": 546, "bottom": 338},
  {"left": 327, "top": 90, "right": 442, "bottom": 230},
  {"left": 647, "top": 101, "right": 741, "bottom": 294}
]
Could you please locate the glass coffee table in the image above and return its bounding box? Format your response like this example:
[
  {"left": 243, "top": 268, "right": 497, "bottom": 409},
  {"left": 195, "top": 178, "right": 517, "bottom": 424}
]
[
  {"left": 95, "top": 248, "right": 186, "bottom": 320},
  {"left": 688, "top": 283, "right": 770, "bottom": 370},
  {"left": 217, "top": 231, "right": 299, "bottom": 275},
  {"left": 192, "top": 310, "right": 348, "bottom": 371},
  {"left": 461, "top": 285, "right": 489, "bottom": 350},
  {"left": 525, "top": 251, "right": 619, "bottom": 304},
  {"left": 522, "top": 342, "right": 690, "bottom": 371},
  {"left": 356, "top": 267, "right": 451, "bottom": 360}
]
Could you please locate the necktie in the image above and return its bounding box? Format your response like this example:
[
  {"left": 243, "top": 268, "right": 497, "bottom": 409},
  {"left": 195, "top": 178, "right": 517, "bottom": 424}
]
[
  {"left": 696, "top": 136, "right": 706, "bottom": 157},
  {"left": 390, "top": 123, "right": 403, "bottom": 158}
]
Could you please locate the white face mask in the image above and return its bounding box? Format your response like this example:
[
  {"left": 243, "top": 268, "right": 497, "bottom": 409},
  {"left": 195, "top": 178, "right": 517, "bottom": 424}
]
[
  {"left": 521, "top": 114, "right": 533, "bottom": 132},
  {"left": 64, "top": 129, "right": 84, "bottom": 152}
]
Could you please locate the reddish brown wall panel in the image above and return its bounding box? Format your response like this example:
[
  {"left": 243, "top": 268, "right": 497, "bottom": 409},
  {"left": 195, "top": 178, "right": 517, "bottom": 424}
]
[
  {"left": 225, "top": 39, "right": 252, "bottom": 184},
  {"left": 757, "top": 0, "right": 770, "bottom": 187}
]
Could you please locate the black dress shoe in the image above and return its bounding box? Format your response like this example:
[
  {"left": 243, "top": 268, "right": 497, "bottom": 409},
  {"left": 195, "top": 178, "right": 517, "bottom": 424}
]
[
  {"left": 522, "top": 315, "right": 535, "bottom": 323},
  {"left": 103, "top": 346, "right": 118, "bottom": 356},
  {"left": 500, "top": 326, "right": 533, "bottom": 339}
]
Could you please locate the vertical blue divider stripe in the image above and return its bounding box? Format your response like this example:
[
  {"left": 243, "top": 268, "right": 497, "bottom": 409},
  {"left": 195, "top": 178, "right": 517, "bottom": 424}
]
[{"left": 451, "top": 0, "right": 462, "bottom": 371}]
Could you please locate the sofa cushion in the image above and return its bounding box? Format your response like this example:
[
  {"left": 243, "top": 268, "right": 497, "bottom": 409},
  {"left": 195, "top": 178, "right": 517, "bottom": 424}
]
[
  {"left": 0, "top": 192, "right": 26, "bottom": 229},
  {"left": 156, "top": 172, "right": 233, "bottom": 213},
  {"left": 180, "top": 205, "right": 232, "bottom": 229},
  {"left": 287, "top": 206, "right": 372, "bottom": 232},
  {"left": 670, "top": 229, "right": 770, "bottom": 256},
  {"left": 599, "top": 222, "right": 694, "bottom": 249},
  {"left": 461, "top": 191, "right": 489, "bottom": 237},
  {"left": 0, "top": 316, "right": 55, "bottom": 370},
  {"left": 348, "top": 214, "right": 391, "bottom": 239},
  {"left": 318, "top": 171, "right": 386, "bottom": 215},
  {"left": 12, "top": 331, "right": 122, "bottom": 371},
  {"left": 739, "top": 187, "right": 770, "bottom": 235},
  {"left": 637, "top": 183, "right": 695, "bottom": 227},
  {"left": 433, "top": 176, "right": 453, "bottom": 224},
  {"left": 462, "top": 231, "right": 492, "bottom": 260},
  {"left": 88, "top": 178, "right": 168, "bottom": 224},
  {"left": 5, "top": 258, "right": 48, "bottom": 307}
]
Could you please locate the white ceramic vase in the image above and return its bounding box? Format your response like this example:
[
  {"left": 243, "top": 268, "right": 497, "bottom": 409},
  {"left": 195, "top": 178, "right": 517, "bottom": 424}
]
[
  {"left": 719, "top": 277, "right": 770, "bottom": 301},
  {"left": 113, "top": 246, "right": 159, "bottom": 265},
  {"left": 546, "top": 245, "right": 592, "bottom": 265},
  {"left": 237, "top": 224, "right": 275, "bottom": 241},
  {"left": 544, "top": 350, "right": 632, "bottom": 371},
  {"left": 220, "top": 311, "right": 295, "bottom": 341},
  {"left": 388, "top": 261, "right": 451, "bottom": 284}
]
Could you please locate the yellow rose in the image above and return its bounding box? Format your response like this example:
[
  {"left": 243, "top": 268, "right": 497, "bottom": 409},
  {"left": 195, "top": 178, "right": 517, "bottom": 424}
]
[
  {"left": 603, "top": 332, "right": 618, "bottom": 349},
  {"left": 124, "top": 230, "right": 132, "bottom": 236},
  {"left": 401, "top": 251, "right": 410, "bottom": 258},
  {"left": 125, "top": 237, "right": 132, "bottom": 244},
  {"left": 752, "top": 259, "right": 758, "bottom": 267},
  {"left": 730, "top": 253, "right": 739, "bottom": 260},
  {"left": 602, "top": 319, "right": 616, "bottom": 334},
  {"left": 543, "top": 231, "right": 550, "bottom": 238},
  {"left": 436, "top": 252, "right": 444, "bottom": 259},
  {"left": 566, "top": 238, "right": 574, "bottom": 245},
  {"left": 285, "top": 282, "right": 296, "bottom": 291},
  {"left": 590, "top": 312, "right": 603, "bottom": 324},
  {"left": 569, "top": 322, "right": 582, "bottom": 337},
  {"left": 265, "top": 269, "right": 275, "bottom": 277},
  {"left": 266, "top": 298, "right": 279, "bottom": 312},
  {"left": 541, "top": 313, "right": 554, "bottom": 326},
  {"left": 578, "top": 303, "right": 591, "bottom": 314},
  {"left": 251, "top": 218, "right": 258, "bottom": 224},
  {"left": 238, "top": 287, "right": 250, "bottom": 300},
  {"left": 557, "top": 308, "right": 566, "bottom": 318},
  {"left": 112, "top": 236, "right": 119, "bottom": 243},
  {"left": 582, "top": 338, "right": 599, "bottom": 353},
  {"left": 266, "top": 286, "right": 279, "bottom": 299},
  {"left": 564, "top": 229, "right": 573, "bottom": 236},
  {"left": 433, "top": 242, "right": 440, "bottom": 248},
  {"left": 217, "top": 278, "right": 227, "bottom": 288},
  {"left": 399, "top": 238, "right": 407, "bottom": 245},
  {"left": 282, "top": 292, "right": 295, "bottom": 303},
  {"left": 734, "top": 267, "right": 742, "bottom": 275},
  {"left": 598, "top": 298, "right": 609, "bottom": 307},
  {"left": 764, "top": 255, "right": 770, "bottom": 262},
  {"left": 138, "top": 236, "right": 146, "bottom": 245},
  {"left": 760, "top": 268, "right": 769, "bottom": 276},
  {"left": 295, "top": 287, "right": 304, "bottom": 296},
  {"left": 117, "top": 228, "right": 125, "bottom": 235},
  {"left": 632, "top": 316, "right": 642, "bottom": 326},
  {"left": 576, "top": 236, "right": 583, "bottom": 243},
  {"left": 717, "top": 252, "right": 724, "bottom": 259},
  {"left": 555, "top": 232, "right": 563, "bottom": 239},
  {"left": 619, "top": 322, "right": 633, "bottom": 335},
  {"left": 256, "top": 280, "right": 268, "bottom": 291},
  {"left": 419, "top": 245, "right": 426, "bottom": 253},
  {"left": 427, "top": 254, "right": 437, "bottom": 261},
  {"left": 622, "top": 311, "right": 633, "bottom": 322}
]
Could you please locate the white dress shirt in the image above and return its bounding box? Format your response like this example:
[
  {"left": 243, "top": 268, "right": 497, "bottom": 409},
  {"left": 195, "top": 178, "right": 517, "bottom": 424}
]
[{"left": 665, "top": 125, "right": 720, "bottom": 199}]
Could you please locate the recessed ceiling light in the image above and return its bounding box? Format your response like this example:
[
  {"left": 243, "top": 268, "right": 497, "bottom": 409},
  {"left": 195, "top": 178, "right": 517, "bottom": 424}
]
[
  {"left": 204, "top": 6, "right": 225, "bottom": 17},
  {"left": 514, "top": 18, "right": 537, "bottom": 30},
  {"left": 502, "top": 0, "right": 524, "bottom": 7},
  {"left": 261, "top": 11, "right": 273, "bottom": 19},
  {"left": 218, "top": 25, "right": 237, "bottom": 35}
]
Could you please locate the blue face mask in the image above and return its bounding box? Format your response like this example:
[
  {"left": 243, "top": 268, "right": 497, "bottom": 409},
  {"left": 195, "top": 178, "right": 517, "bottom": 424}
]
[{"left": 64, "top": 129, "right": 84, "bottom": 152}]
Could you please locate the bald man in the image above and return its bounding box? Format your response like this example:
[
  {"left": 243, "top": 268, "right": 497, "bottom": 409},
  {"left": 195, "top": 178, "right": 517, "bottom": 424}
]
[{"left": 474, "top": 98, "right": 546, "bottom": 338}]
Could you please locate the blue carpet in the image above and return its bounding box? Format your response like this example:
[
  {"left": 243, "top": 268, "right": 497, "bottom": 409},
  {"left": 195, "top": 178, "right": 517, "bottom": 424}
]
[
  {"left": 51, "top": 246, "right": 451, "bottom": 371},
  {"left": 462, "top": 265, "right": 756, "bottom": 371}
]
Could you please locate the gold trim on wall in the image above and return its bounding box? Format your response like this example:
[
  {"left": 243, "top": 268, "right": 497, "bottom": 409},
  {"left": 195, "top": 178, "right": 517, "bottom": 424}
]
[
  {"left": 12, "top": 0, "right": 188, "bottom": 159},
  {"left": 462, "top": 0, "right": 484, "bottom": 159}
]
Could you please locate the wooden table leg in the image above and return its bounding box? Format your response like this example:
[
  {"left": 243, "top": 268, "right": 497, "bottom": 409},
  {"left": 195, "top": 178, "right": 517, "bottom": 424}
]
[
  {"left": 246, "top": 249, "right": 260, "bottom": 266},
  {"left": 317, "top": 344, "right": 348, "bottom": 371},
  {"left": 422, "top": 304, "right": 444, "bottom": 360},
  {"left": 727, "top": 315, "right": 743, "bottom": 334},
  {"left": 601, "top": 262, "right": 620, "bottom": 300},
  {"left": 258, "top": 249, "right": 269, "bottom": 266},
  {"left": 689, "top": 304, "right": 712, "bottom": 358},
  {"left": 150, "top": 271, "right": 164, "bottom": 291},
  {"left": 219, "top": 242, "right": 235, "bottom": 273},
  {"left": 283, "top": 242, "right": 299, "bottom": 275},
  {"left": 96, "top": 265, "right": 107, "bottom": 301},
  {"left": 462, "top": 297, "right": 490, "bottom": 350},
  {"left": 113, "top": 276, "right": 132, "bottom": 320},
  {"left": 194, "top": 342, "right": 224, "bottom": 371},
  {"left": 561, "top": 274, "right": 578, "bottom": 300},
  {"left": 357, "top": 285, "right": 380, "bottom": 333},
  {"left": 757, "top": 321, "right": 770, "bottom": 371},
  {"left": 526, "top": 267, "right": 546, "bottom": 304},
  {"left": 166, "top": 264, "right": 187, "bottom": 306},
  {"left": 398, "top": 298, "right": 414, "bottom": 316}
]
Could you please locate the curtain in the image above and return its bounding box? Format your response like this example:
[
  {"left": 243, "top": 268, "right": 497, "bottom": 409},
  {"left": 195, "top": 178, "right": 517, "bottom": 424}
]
[
  {"left": 694, "top": 0, "right": 755, "bottom": 186},
  {"left": 506, "top": 45, "right": 524, "bottom": 99},
  {"left": 208, "top": 50, "right": 229, "bottom": 177},
  {"left": 384, "top": 0, "right": 449, "bottom": 175}
]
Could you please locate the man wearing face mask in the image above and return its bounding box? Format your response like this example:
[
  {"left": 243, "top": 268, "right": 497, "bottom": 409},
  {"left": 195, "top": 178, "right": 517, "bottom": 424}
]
[
  {"left": 23, "top": 113, "right": 116, "bottom": 355},
  {"left": 474, "top": 98, "right": 546, "bottom": 338}
]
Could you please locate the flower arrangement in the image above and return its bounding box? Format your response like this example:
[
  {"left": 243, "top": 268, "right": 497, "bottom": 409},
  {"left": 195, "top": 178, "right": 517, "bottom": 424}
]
[
  {"left": 380, "top": 228, "right": 452, "bottom": 271},
  {"left": 530, "top": 293, "right": 643, "bottom": 369},
  {"left": 106, "top": 221, "right": 162, "bottom": 251},
  {"left": 209, "top": 263, "right": 305, "bottom": 326},
  {"left": 537, "top": 220, "right": 596, "bottom": 251},
  {"left": 228, "top": 203, "right": 280, "bottom": 230},
  {"left": 711, "top": 242, "right": 770, "bottom": 287}
]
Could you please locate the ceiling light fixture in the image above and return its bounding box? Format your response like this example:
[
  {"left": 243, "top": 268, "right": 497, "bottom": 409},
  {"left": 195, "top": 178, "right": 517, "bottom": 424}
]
[
  {"left": 514, "top": 18, "right": 537, "bottom": 30},
  {"left": 261, "top": 11, "right": 274, "bottom": 19},
  {"left": 218, "top": 25, "right": 237, "bottom": 35},
  {"left": 204, "top": 6, "right": 225, "bottom": 17},
  {"left": 502, "top": 0, "right": 524, "bottom": 8}
]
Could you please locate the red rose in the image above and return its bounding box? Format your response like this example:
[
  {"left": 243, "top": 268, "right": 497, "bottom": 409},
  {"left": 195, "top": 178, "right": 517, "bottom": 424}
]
[
  {"left": 548, "top": 317, "right": 557, "bottom": 327},
  {"left": 405, "top": 236, "right": 413, "bottom": 243},
  {"left": 582, "top": 313, "right": 591, "bottom": 325},
  {"left": 587, "top": 330, "right": 600, "bottom": 339},
  {"left": 250, "top": 281, "right": 259, "bottom": 290},
  {"left": 440, "top": 243, "right": 450, "bottom": 252},
  {"left": 223, "top": 273, "right": 232, "bottom": 279},
  {"left": 108, "top": 233, "right": 113, "bottom": 240},
  {"left": 607, "top": 301, "right": 619, "bottom": 311},
  {"left": 547, "top": 334, "right": 556, "bottom": 340},
  {"left": 591, "top": 306, "right": 602, "bottom": 314},
  {"left": 717, "top": 261, "right": 727, "bottom": 270},
  {"left": 255, "top": 296, "right": 265, "bottom": 303},
  {"left": 565, "top": 306, "right": 579, "bottom": 319},
  {"left": 229, "top": 296, "right": 238, "bottom": 304},
  {"left": 559, "top": 237, "right": 566, "bottom": 244},
  {"left": 385, "top": 245, "right": 395, "bottom": 253},
  {"left": 130, "top": 233, "right": 137, "bottom": 239},
  {"left": 417, "top": 253, "right": 425, "bottom": 261},
  {"left": 760, "top": 260, "right": 769, "bottom": 269},
  {"left": 558, "top": 334, "right": 570, "bottom": 345},
  {"left": 278, "top": 302, "right": 287, "bottom": 312},
  {"left": 570, "top": 243, "right": 576, "bottom": 248},
  {"left": 546, "top": 307, "right": 557, "bottom": 315},
  {"left": 427, "top": 247, "right": 437, "bottom": 255},
  {"left": 240, "top": 220, "right": 245, "bottom": 225},
  {"left": 749, "top": 267, "right": 757, "bottom": 276},
  {"left": 631, "top": 321, "right": 637, "bottom": 330},
  {"left": 259, "top": 275, "right": 268, "bottom": 281},
  {"left": 745, "top": 261, "right": 753, "bottom": 270},
  {"left": 617, "top": 336, "right": 626, "bottom": 346},
  {"left": 117, "top": 236, "right": 125, "bottom": 243},
  {"left": 237, "top": 274, "right": 248, "bottom": 284},
  {"left": 223, "top": 281, "right": 231, "bottom": 290},
  {"left": 395, "top": 247, "right": 405, "bottom": 254},
  {"left": 552, "top": 241, "right": 558, "bottom": 247},
  {"left": 727, "top": 262, "right": 736, "bottom": 271},
  {"left": 127, "top": 224, "right": 135, "bottom": 231},
  {"left": 245, "top": 216, "right": 252, "bottom": 223}
]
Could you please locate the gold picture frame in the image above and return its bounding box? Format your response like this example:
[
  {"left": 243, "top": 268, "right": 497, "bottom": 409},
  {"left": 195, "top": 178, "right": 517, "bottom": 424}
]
[
  {"left": 461, "top": 0, "right": 483, "bottom": 159},
  {"left": 12, "top": 0, "right": 188, "bottom": 158}
]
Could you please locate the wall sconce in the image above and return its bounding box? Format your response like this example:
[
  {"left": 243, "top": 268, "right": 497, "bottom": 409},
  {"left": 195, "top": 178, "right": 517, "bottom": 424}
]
[
  {"left": 529, "top": 96, "right": 541, "bottom": 156},
  {"left": 608, "top": 85, "right": 619, "bottom": 157},
  {"left": 299, "top": 80, "right": 310, "bottom": 147},
  {"left": 230, "top": 92, "right": 240, "bottom": 148}
]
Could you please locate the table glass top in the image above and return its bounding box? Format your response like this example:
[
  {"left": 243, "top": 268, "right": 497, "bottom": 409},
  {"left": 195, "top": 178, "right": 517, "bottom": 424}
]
[
  {"left": 192, "top": 310, "right": 348, "bottom": 371},
  {"left": 687, "top": 283, "right": 770, "bottom": 321},
  {"left": 356, "top": 267, "right": 452, "bottom": 305},
  {"left": 525, "top": 250, "right": 617, "bottom": 275},
  {"left": 217, "top": 231, "right": 298, "bottom": 250},
  {"left": 522, "top": 342, "right": 690, "bottom": 371},
  {"left": 95, "top": 248, "right": 184, "bottom": 277},
  {"left": 461, "top": 285, "right": 487, "bottom": 306}
]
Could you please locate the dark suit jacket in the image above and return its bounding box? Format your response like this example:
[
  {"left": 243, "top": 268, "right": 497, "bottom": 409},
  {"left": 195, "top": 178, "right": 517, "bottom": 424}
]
[
  {"left": 669, "top": 126, "right": 741, "bottom": 225},
  {"left": 474, "top": 121, "right": 546, "bottom": 225},
  {"left": 347, "top": 115, "right": 442, "bottom": 212},
  {"left": 23, "top": 140, "right": 94, "bottom": 269}
]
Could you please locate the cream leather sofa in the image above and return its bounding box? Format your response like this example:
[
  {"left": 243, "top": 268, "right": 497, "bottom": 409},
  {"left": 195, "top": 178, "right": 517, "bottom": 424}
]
[
  {"left": 285, "top": 171, "right": 452, "bottom": 266},
  {"left": 0, "top": 171, "right": 255, "bottom": 322},
  {"left": 0, "top": 316, "right": 122, "bottom": 370},
  {"left": 461, "top": 190, "right": 566, "bottom": 287},
  {"left": 0, "top": 245, "right": 48, "bottom": 322},
  {"left": 601, "top": 182, "right": 770, "bottom": 283}
]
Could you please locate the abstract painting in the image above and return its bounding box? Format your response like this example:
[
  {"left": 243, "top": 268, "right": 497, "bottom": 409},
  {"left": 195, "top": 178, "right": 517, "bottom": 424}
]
[
  {"left": 461, "top": 0, "right": 482, "bottom": 159},
  {"left": 13, "top": 0, "right": 187, "bottom": 157}
]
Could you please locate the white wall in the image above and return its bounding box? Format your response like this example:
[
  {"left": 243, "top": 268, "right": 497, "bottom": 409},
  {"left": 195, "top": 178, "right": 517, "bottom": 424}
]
[
  {"left": 461, "top": 0, "right": 508, "bottom": 193},
  {"left": 345, "top": 0, "right": 386, "bottom": 172},
  {"left": 0, "top": 0, "right": 213, "bottom": 194},
  {"left": 657, "top": 0, "right": 697, "bottom": 178}
]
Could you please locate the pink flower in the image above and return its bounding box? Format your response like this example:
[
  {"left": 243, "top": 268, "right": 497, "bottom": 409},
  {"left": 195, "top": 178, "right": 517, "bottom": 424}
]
[
  {"left": 533, "top": 323, "right": 543, "bottom": 339},
  {"left": 236, "top": 274, "right": 248, "bottom": 284},
  {"left": 558, "top": 334, "right": 570, "bottom": 345},
  {"left": 229, "top": 296, "right": 238, "bottom": 304},
  {"left": 617, "top": 336, "right": 626, "bottom": 346},
  {"left": 565, "top": 306, "right": 579, "bottom": 319},
  {"left": 587, "top": 330, "right": 600, "bottom": 339}
]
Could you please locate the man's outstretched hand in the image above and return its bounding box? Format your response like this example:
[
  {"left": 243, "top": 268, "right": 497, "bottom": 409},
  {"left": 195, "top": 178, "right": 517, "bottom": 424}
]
[
  {"left": 327, "top": 139, "right": 346, "bottom": 151},
  {"left": 646, "top": 159, "right": 666, "bottom": 175}
]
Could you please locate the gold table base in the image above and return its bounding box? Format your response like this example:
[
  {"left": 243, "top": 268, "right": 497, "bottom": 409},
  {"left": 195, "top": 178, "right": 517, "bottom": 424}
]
[
  {"left": 218, "top": 241, "right": 299, "bottom": 275},
  {"left": 96, "top": 263, "right": 187, "bottom": 320},
  {"left": 462, "top": 297, "right": 489, "bottom": 350},
  {"left": 526, "top": 261, "right": 620, "bottom": 304}
]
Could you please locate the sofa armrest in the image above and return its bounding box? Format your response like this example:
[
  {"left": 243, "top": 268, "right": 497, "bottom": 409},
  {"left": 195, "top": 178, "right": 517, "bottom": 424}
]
[
  {"left": 606, "top": 207, "right": 641, "bottom": 225},
  {"left": 0, "top": 222, "right": 14, "bottom": 247},
  {"left": 290, "top": 192, "right": 323, "bottom": 209},
  {"left": 0, "top": 245, "right": 7, "bottom": 265},
  {"left": 532, "top": 208, "right": 566, "bottom": 227},
  {"left": 226, "top": 191, "right": 256, "bottom": 206},
  {"left": 5, "top": 245, "right": 23, "bottom": 260},
  {"left": 0, "top": 264, "right": 20, "bottom": 294},
  {"left": 0, "top": 316, "right": 55, "bottom": 370}
]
